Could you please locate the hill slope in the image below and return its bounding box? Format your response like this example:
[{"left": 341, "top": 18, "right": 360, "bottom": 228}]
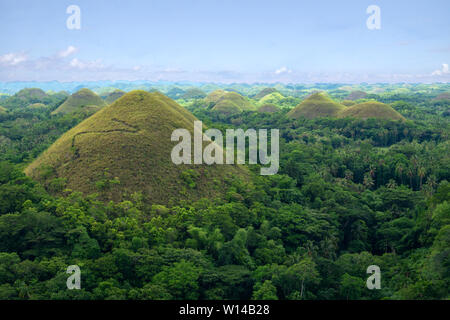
[
  {"left": 212, "top": 92, "right": 257, "bottom": 115},
  {"left": 52, "top": 88, "right": 107, "bottom": 115},
  {"left": 338, "top": 101, "right": 406, "bottom": 121},
  {"left": 26, "top": 91, "right": 247, "bottom": 204},
  {"left": 258, "top": 104, "right": 279, "bottom": 113},
  {"left": 104, "top": 90, "right": 126, "bottom": 104},
  {"left": 254, "top": 87, "right": 278, "bottom": 100},
  {"left": 287, "top": 92, "right": 346, "bottom": 119}
]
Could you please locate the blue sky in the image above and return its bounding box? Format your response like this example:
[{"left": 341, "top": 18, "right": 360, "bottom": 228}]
[{"left": 0, "top": 0, "right": 449, "bottom": 83}]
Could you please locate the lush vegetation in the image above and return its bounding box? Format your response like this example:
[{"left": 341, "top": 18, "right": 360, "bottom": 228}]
[{"left": 0, "top": 83, "right": 448, "bottom": 300}]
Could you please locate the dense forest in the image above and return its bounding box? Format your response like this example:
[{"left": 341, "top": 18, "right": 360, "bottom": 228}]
[{"left": 0, "top": 83, "right": 448, "bottom": 300}]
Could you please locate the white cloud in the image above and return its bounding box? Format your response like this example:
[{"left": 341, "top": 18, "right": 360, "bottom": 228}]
[
  {"left": 0, "top": 52, "right": 27, "bottom": 66},
  {"left": 432, "top": 63, "right": 449, "bottom": 76},
  {"left": 274, "top": 66, "right": 292, "bottom": 75},
  {"left": 69, "top": 58, "right": 104, "bottom": 70},
  {"left": 58, "top": 45, "right": 77, "bottom": 58}
]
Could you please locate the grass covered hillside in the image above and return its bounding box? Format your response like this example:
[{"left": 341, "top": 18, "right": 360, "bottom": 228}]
[
  {"left": 204, "top": 89, "right": 227, "bottom": 104},
  {"left": 211, "top": 91, "right": 257, "bottom": 115},
  {"left": 254, "top": 87, "right": 278, "bottom": 100},
  {"left": 287, "top": 92, "right": 346, "bottom": 119},
  {"left": 257, "top": 103, "right": 279, "bottom": 113},
  {"left": 338, "top": 101, "right": 406, "bottom": 121},
  {"left": 26, "top": 91, "right": 247, "bottom": 205},
  {"left": 181, "top": 88, "right": 207, "bottom": 100},
  {"left": 341, "top": 100, "right": 357, "bottom": 106},
  {"left": 104, "top": 89, "right": 126, "bottom": 104},
  {"left": 346, "top": 90, "right": 368, "bottom": 100},
  {"left": 2, "top": 88, "right": 49, "bottom": 109},
  {"left": 258, "top": 92, "right": 285, "bottom": 105},
  {"left": 51, "top": 88, "right": 107, "bottom": 115}
]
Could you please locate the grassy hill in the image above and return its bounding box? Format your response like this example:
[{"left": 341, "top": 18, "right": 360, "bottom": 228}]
[
  {"left": 204, "top": 90, "right": 227, "bottom": 104},
  {"left": 254, "top": 87, "right": 278, "bottom": 100},
  {"left": 258, "top": 103, "right": 279, "bottom": 113},
  {"left": 341, "top": 100, "right": 357, "bottom": 106},
  {"left": 259, "top": 92, "right": 285, "bottom": 105},
  {"left": 181, "top": 88, "right": 207, "bottom": 100},
  {"left": 212, "top": 92, "right": 257, "bottom": 115},
  {"left": 26, "top": 91, "right": 247, "bottom": 205},
  {"left": 104, "top": 90, "right": 125, "bottom": 104},
  {"left": 287, "top": 92, "right": 346, "bottom": 119},
  {"left": 338, "top": 101, "right": 406, "bottom": 121},
  {"left": 51, "top": 88, "right": 107, "bottom": 115},
  {"left": 346, "top": 90, "right": 368, "bottom": 101},
  {"left": 3, "top": 88, "right": 49, "bottom": 109}
]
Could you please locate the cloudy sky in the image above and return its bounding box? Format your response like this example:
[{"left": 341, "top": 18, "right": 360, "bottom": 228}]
[{"left": 0, "top": 0, "right": 449, "bottom": 83}]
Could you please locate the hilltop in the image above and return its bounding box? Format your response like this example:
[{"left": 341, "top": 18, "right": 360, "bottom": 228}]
[
  {"left": 104, "top": 89, "right": 125, "bottom": 104},
  {"left": 287, "top": 92, "right": 346, "bottom": 119},
  {"left": 51, "top": 88, "right": 107, "bottom": 115},
  {"left": 204, "top": 89, "right": 227, "bottom": 105},
  {"left": 26, "top": 91, "right": 247, "bottom": 205},
  {"left": 2, "top": 88, "right": 49, "bottom": 109},
  {"left": 254, "top": 87, "right": 278, "bottom": 100},
  {"left": 258, "top": 92, "right": 285, "bottom": 105},
  {"left": 181, "top": 88, "right": 207, "bottom": 100},
  {"left": 338, "top": 101, "right": 406, "bottom": 121},
  {"left": 211, "top": 92, "right": 257, "bottom": 115},
  {"left": 346, "top": 90, "right": 368, "bottom": 101}
]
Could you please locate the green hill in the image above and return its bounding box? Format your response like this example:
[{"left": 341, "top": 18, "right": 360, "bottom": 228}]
[
  {"left": 51, "top": 88, "right": 107, "bottom": 115},
  {"left": 346, "top": 90, "right": 368, "bottom": 101},
  {"left": 254, "top": 87, "right": 278, "bottom": 100},
  {"left": 257, "top": 103, "right": 279, "bottom": 113},
  {"left": 341, "top": 100, "right": 357, "bottom": 107},
  {"left": 181, "top": 88, "right": 207, "bottom": 100},
  {"left": 3, "top": 88, "right": 49, "bottom": 109},
  {"left": 26, "top": 91, "right": 247, "bottom": 205},
  {"left": 259, "top": 92, "right": 285, "bottom": 105},
  {"left": 338, "top": 101, "right": 406, "bottom": 121},
  {"left": 204, "top": 90, "right": 227, "bottom": 104},
  {"left": 287, "top": 92, "right": 346, "bottom": 119},
  {"left": 211, "top": 92, "right": 257, "bottom": 115},
  {"left": 104, "top": 90, "right": 126, "bottom": 104}
]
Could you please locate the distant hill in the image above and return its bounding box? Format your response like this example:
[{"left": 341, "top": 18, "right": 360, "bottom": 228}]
[
  {"left": 104, "top": 90, "right": 126, "bottom": 104},
  {"left": 346, "top": 90, "right": 368, "bottom": 101},
  {"left": 166, "top": 87, "right": 185, "bottom": 99},
  {"left": 2, "top": 88, "right": 49, "bottom": 109},
  {"left": 287, "top": 92, "right": 346, "bottom": 119},
  {"left": 204, "top": 90, "right": 227, "bottom": 105},
  {"left": 341, "top": 100, "right": 357, "bottom": 106},
  {"left": 181, "top": 88, "right": 207, "bottom": 100},
  {"left": 26, "top": 91, "right": 247, "bottom": 204},
  {"left": 259, "top": 92, "right": 285, "bottom": 105},
  {"left": 51, "top": 88, "right": 107, "bottom": 115},
  {"left": 254, "top": 88, "right": 278, "bottom": 100},
  {"left": 433, "top": 92, "right": 450, "bottom": 101},
  {"left": 257, "top": 104, "right": 279, "bottom": 113},
  {"left": 212, "top": 92, "right": 257, "bottom": 115},
  {"left": 338, "top": 101, "right": 406, "bottom": 121}
]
